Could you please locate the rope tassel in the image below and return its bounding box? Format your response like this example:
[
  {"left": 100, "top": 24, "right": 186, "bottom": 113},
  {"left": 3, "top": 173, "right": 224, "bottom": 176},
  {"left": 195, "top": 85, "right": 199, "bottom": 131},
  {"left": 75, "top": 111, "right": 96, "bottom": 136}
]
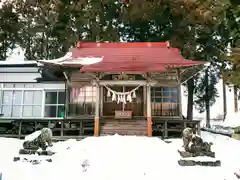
[
  {"left": 127, "top": 94, "right": 132, "bottom": 102},
  {"left": 107, "top": 90, "right": 111, "bottom": 97},
  {"left": 104, "top": 85, "right": 141, "bottom": 104},
  {"left": 112, "top": 93, "right": 116, "bottom": 101},
  {"left": 132, "top": 91, "right": 136, "bottom": 98}
]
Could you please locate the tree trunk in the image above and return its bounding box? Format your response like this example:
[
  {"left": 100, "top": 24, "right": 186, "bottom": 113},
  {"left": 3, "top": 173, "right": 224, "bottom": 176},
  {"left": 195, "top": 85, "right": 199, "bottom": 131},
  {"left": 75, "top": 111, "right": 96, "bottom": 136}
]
[
  {"left": 222, "top": 79, "right": 227, "bottom": 120},
  {"left": 205, "top": 68, "right": 210, "bottom": 128},
  {"left": 187, "top": 78, "right": 194, "bottom": 121}
]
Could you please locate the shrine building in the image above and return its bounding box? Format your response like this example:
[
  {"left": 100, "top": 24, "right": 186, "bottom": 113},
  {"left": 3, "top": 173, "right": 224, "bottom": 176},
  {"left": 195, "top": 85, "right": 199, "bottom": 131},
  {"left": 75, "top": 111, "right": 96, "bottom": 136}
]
[{"left": 0, "top": 42, "right": 205, "bottom": 139}]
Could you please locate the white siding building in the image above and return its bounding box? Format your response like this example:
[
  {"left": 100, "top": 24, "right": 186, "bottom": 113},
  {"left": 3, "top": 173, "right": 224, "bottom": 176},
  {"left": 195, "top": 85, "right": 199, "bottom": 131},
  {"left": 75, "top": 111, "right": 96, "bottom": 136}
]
[{"left": 0, "top": 61, "right": 66, "bottom": 120}]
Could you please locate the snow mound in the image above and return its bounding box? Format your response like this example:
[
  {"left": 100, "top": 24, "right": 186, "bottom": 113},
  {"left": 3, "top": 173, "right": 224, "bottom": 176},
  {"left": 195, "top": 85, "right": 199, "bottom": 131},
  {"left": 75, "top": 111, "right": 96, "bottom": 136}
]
[
  {"left": 24, "top": 130, "right": 41, "bottom": 141},
  {"left": 0, "top": 133, "right": 240, "bottom": 180},
  {"left": 211, "top": 113, "right": 240, "bottom": 128}
]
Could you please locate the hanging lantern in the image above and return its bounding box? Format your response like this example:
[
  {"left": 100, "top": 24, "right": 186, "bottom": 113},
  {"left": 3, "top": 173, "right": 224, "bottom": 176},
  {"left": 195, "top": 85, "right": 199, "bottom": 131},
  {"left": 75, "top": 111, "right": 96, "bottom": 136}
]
[{"left": 107, "top": 90, "right": 111, "bottom": 97}]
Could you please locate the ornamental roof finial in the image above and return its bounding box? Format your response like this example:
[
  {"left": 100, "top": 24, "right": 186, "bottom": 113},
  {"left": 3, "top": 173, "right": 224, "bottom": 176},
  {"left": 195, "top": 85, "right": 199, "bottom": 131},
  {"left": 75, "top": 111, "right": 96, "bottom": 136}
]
[{"left": 166, "top": 41, "right": 170, "bottom": 48}]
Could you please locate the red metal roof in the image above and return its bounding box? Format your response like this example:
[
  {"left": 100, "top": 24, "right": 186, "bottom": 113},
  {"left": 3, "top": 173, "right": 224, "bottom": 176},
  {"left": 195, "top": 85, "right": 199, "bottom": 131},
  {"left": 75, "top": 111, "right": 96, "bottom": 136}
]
[{"left": 71, "top": 42, "right": 205, "bottom": 72}]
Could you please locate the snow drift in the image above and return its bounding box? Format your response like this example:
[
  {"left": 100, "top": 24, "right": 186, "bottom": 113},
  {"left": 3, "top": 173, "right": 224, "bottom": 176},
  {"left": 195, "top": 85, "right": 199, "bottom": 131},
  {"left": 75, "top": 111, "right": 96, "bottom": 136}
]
[{"left": 0, "top": 132, "right": 240, "bottom": 180}]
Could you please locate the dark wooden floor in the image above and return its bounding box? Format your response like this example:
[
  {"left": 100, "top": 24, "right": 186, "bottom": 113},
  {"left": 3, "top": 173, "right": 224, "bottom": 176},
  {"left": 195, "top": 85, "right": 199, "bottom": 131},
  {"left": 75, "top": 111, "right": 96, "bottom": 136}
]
[{"left": 0, "top": 117, "right": 201, "bottom": 138}]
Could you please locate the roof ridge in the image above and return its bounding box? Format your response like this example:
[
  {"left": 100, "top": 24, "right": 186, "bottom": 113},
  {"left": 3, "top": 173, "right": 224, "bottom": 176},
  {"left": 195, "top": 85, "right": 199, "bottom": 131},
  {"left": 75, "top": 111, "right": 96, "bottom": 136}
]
[{"left": 76, "top": 42, "right": 170, "bottom": 48}]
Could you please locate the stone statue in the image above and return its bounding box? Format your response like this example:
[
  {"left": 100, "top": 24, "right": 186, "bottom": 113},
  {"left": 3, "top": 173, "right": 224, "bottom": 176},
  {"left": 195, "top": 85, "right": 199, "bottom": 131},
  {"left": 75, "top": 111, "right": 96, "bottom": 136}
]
[
  {"left": 23, "top": 128, "right": 53, "bottom": 151},
  {"left": 181, "top": 127, "right": 214, "bottom": 157},
  {"left": 179, "top": 127, "right": 217, "bottom": 166},
  {"left": 182, "top": 127, "right": 195, "bottom": 151}
]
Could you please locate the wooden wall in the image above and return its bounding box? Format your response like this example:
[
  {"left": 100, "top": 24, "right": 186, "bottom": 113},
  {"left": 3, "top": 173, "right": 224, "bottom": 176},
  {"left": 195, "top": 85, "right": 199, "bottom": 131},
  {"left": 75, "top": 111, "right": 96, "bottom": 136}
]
[{"left": 68, "top": 71, "right": 181, "bottom": 117}]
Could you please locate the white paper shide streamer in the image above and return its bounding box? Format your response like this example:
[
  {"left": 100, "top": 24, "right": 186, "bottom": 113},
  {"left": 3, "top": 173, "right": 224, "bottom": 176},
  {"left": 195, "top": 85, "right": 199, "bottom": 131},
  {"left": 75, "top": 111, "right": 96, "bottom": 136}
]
[{"left": 104, "top": 85, "right": 141, "bottom": 104}]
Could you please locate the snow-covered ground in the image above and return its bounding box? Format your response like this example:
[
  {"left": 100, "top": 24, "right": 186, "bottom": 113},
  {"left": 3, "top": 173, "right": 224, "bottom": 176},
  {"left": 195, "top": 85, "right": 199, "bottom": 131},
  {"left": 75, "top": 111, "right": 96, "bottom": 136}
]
[
  {"left": 0, "top": 132, "right": 240, "bottom": 180},
  {"left": 199, "top": 113, "right": 240, "bottom": 136},
  {"left": 210, "top": 113, "right": 240, "bottom": 128}
]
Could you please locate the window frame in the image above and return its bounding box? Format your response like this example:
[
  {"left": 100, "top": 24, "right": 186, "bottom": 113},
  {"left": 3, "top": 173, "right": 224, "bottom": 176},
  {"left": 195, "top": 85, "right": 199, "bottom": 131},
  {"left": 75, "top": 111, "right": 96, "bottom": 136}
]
[
  {"left": 151, "top": 86, "right": 180, "bottom": 116},
  {"left": 151, "top": 87, "right": 178, "bottom": 103},
  {"left": 44, "top": 90, "right": 66, "bottom": 118},
  {"left": 0, "top": 83, "right": 44, "bottom": 118},
  {"left": 68, "top": 86, "right": 96, "bottom": 116},
  {"left": 0, "top": 83, "right": 66, "bottom": 119}
]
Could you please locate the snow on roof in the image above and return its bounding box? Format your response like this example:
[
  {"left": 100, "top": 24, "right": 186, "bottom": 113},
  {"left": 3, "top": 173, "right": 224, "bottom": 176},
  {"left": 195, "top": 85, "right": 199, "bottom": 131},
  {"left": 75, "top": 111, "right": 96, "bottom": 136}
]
[
  {"left": 0, "top": 132, "right": 240, "bottom": 180},
  {"left": 0, "top": 60, "right": 37, "bottom": 65}
]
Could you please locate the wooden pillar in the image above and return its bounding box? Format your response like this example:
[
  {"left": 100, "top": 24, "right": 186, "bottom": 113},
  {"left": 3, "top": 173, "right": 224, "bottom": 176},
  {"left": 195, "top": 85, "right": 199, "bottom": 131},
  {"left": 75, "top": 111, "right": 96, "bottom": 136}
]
[
  {"left": 79, "top": 120, "right": 84, "bottom": 135},
  {"left": 177, "top": 69, "right": 182, "bottom": 117},
  {"left": 60, "top": 121, "right": 63, "bottom": 136},
  {"left": 18, "top": 121, "right": 22, "bottom": 138},
  {"left": 147, "top": 84, "right": 152, "bottom": 136},
  {"left": 100, "top": 86, "right": 103, "bottom": 116},
  {"left": 48, "top": 120, "right": 51, "bottom": 128},
  {"left": 143, "top": 86, "right": 147, "bottom": 116},
  {"left": 164, "top": 120, "right": 168, "bottom": 137},
  {"left": 34, "top": 121, "right": 37, "bottom": 131},
  {"left": 94, "top": 84, "right": 100, "bottom": 136}
]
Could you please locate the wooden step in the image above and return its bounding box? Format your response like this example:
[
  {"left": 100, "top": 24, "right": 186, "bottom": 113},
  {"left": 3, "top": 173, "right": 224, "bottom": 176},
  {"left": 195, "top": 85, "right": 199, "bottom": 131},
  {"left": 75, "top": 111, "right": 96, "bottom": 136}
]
[
  {"left": 100, "top": 118, "right": 148, "bottom": 136},
  {"left": 101, "top": 124, "right": 147, "bottom": 128},
  {"left": 100, "top": 120, "right": 147, "bottom": 124},
  {"left": 101, "top": 127, "right": 147, "bottom": 132},
  {"left": 101, "top": 120, "right": 147, "bottom": 125},
  {"left": 101, "top": 131, "right": 147, "bottom": 136}
]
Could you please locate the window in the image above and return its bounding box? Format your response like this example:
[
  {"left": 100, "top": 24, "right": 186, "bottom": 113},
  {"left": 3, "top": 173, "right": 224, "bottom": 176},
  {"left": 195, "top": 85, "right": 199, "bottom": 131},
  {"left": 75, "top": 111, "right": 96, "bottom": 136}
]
[
  {"left": 68, "top": 86, "right": 96, "bottom": 116},
  {"left": 151, "top": 87, "right": 178, "bottom": 103},
  {"left": 44, "top": 91, "right": 65, "bottom": 118},
  {"left": 0, "top": 83, "right": 44, "bottom": 118},
  {"left": 22, "top": 90, "right": 42, "bottom": 117},
  {"left": 151, "top": 87, "right": 162, "bottom": 102},
  {"left": 151, "top": 87, "right": 179, "bottom": 116},
  {"left": 0, "top": 90, "right": 22, "bottom": 117}
]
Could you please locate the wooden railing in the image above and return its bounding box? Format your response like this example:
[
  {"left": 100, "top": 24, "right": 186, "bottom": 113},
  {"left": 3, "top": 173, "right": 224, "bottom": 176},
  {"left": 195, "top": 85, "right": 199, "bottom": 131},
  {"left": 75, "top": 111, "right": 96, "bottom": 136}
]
[
  {"left": 152, "top": 118, "right": 201, "bottom": 138},
  {"left": 0, "top": 116, "right": 200, "bottom": 139},
  {"left": 0, "top": 117, "right": 95, "bottom": 138}
]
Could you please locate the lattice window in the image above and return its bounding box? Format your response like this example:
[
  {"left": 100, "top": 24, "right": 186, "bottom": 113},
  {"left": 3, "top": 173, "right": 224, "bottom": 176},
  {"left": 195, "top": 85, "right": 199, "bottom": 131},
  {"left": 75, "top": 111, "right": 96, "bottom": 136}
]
[
  {"left": 68, "top": 86, "right": 96, "bottom": 116},
  {"left": 0, "top": 83, "right": 43, "bottom": 118},
  {"left": 44, "top": 91, "right": 65, "bottom": 118},
  {"left": 151, "top": 87, "right": 179, "bottom": 116}
]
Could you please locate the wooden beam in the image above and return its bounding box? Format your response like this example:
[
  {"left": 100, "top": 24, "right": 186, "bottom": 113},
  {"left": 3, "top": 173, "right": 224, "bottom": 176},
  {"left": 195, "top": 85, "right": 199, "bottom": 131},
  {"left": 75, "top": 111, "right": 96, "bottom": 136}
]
[
  {"left": 180, "top": 65, "right": 205, "bottom": 83},
  {"left": 99, "top": 80, "right": 157, "bottom": 86}
]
